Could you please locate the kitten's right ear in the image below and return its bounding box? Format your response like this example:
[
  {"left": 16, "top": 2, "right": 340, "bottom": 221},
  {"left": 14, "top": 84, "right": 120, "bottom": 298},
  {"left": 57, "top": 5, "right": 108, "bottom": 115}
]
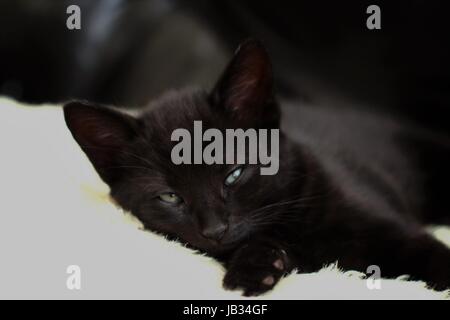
[
  {"left": 210, "top": 39, "right": 279, "bottom": 128},
  {"left": 63, "top": 101, "right": 139, "bottom": 185}
]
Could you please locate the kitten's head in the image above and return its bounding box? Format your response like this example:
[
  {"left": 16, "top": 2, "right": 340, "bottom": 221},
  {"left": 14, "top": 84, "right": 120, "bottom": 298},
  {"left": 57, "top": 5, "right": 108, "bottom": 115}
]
[{"left": 64, "top": 40, "right": 304, "bottom": 255}]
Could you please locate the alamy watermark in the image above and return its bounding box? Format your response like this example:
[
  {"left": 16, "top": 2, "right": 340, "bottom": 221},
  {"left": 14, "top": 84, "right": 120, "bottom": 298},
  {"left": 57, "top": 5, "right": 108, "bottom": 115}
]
[
  {"left": 366, "top": 5, "right": 381, "bottom": 30},
  {"left": 366, "top": 265, "right": 382, "bottom": 290},
  {"left": 66, "top": 5, "right": 81, "bottom": 30},
  {"left": 66, "top": 265, "right": 81, "bottom": 290},
  {"left": 171, "top": 121, "right": 279, "bottom": 175}
]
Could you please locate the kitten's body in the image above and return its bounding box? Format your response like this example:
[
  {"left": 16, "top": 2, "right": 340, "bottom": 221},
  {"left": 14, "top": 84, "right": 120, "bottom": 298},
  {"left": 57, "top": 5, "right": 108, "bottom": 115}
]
[
  {"left": 64, "top": 40, "right": 450, "bottom": 295},
  {"left": 280, "top": 101, "right": 450, "bottom": 283},
  {"left": 283, "top": 100, "right": 450, "bottom": 225},
  {"left": 283, "top": 101, "right": 423, "bottom": 224}
]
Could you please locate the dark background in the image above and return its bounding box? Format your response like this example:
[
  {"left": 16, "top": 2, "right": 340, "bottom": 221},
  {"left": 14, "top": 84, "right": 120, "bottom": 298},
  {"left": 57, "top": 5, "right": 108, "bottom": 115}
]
[{"left": 0, "top": 0, "right": 449, "bottom": 133}]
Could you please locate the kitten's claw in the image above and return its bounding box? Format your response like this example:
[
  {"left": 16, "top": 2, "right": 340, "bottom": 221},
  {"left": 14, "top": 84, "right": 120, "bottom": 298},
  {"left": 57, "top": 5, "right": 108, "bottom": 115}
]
[
  {"left": 262, "top": 275, "right": 275, "bottom": 286},
  {"left": 223, "top": 247, "right": 290, "bottom": 296},
  {"left": 273, "top": 258, "right": 284, "bottom": 270}
]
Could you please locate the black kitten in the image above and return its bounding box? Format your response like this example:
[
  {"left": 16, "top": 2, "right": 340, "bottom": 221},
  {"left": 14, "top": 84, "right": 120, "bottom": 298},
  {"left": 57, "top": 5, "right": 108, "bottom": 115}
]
[{"left": 64, "top": 40, "right": 450, "bottom": 296}]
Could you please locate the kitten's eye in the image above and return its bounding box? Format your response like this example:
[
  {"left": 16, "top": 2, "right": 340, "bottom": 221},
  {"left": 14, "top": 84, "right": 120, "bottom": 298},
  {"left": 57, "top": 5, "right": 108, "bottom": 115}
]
[
  {"left": 158, "top": 193, "right": 182, "bottom": 205},
  {"left": 224, "top": 167, "right": 243, "bottom": 186}
]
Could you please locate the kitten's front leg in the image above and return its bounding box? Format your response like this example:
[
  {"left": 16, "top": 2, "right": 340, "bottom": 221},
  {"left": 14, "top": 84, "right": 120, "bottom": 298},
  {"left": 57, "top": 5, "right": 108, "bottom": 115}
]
[{"left": 223, "top": 240, "right": 292, "bottom": 296}]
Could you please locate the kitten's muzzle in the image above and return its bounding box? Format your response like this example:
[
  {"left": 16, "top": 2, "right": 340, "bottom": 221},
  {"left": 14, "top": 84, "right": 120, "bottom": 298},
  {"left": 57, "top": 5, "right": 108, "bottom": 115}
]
[{"left": 201, "top": 222, "right": 228, "bottom": 242}]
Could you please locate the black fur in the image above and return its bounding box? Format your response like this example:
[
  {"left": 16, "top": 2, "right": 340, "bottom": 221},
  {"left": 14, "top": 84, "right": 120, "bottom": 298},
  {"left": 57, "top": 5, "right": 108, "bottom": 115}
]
[{"left": 64, "top": 39, "right": 450, "bottom": 296}]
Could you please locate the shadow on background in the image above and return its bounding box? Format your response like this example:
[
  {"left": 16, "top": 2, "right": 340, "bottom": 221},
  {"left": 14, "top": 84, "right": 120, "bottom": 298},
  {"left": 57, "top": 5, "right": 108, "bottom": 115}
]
[{"left": 0, "top": 0, "right": 449, "bottom": 132}]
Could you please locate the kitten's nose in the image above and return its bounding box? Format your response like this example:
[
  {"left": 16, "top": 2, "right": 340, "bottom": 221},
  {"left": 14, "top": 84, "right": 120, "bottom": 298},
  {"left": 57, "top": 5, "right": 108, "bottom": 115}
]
[{"left": 201, "top": 222, "right": 228, "bottom": 242}]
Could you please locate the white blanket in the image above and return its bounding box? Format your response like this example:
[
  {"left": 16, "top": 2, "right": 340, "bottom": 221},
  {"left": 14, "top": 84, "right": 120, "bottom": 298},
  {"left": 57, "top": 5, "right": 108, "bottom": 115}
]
[{"left": 0, "top": 97, "right": 448, "bottom": 299}]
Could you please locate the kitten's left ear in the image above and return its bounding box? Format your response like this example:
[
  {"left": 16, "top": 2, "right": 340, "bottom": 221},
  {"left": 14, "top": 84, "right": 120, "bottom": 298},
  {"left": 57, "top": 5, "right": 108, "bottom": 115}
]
[
  {"left": 63, "top": 101, "right": 139, "bottom": 185},
  {"left": 211, "top": 39, "right": 280, "bottom": 128}
]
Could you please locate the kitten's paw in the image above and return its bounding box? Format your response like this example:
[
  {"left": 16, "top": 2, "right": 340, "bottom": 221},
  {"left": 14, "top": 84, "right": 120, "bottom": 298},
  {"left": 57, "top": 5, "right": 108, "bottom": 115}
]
[{"left": 223, "top": 247, "right": 289, "bottom": 296}]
